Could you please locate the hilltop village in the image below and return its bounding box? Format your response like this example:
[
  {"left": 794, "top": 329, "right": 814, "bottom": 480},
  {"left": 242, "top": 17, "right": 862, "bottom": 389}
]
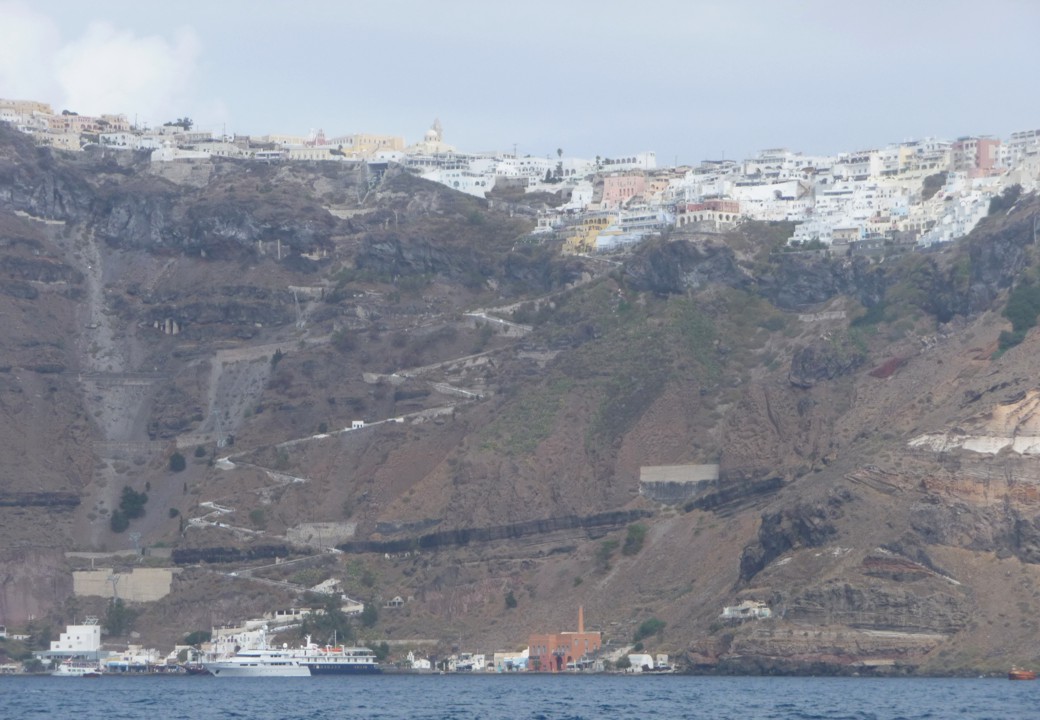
[{"left": 4, "top": 97, "right": 1040, "bottom": 256}]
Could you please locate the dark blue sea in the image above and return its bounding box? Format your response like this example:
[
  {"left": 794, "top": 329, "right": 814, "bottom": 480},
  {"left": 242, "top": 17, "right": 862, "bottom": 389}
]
[{"left": 1, "top": 674, "right": 1034, "bottom": 719}]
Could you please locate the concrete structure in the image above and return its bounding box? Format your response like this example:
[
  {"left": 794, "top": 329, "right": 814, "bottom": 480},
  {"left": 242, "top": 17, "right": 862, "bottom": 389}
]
[
  {"left": 638, "top": 464, "right": 719, "bottom": 504},
  {"left": 721, "top": 600, "right": 772, "bottom": 620},
  {"left": 528, "top": 607, "right": 601, "bottom": 672},
  {"left": 287, "top": 521, "right": 357, "bottom": 547},
  {"left": 627, "top": 652, "right": 654, "bottom": 671},
  {"left": 627, "top": 653, "right": 671, "bottom": 672},
  {"left": 73, "top": 568, "right": 174, "bottom": 602}
]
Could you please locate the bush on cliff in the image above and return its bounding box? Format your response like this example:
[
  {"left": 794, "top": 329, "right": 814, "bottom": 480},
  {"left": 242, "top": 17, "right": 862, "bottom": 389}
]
[{"left": 169, "top": 452, "right": 186, "bottom": 472}]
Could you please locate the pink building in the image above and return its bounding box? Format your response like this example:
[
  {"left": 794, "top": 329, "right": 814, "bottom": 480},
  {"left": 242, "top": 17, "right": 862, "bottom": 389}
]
[
  {"left": 601, "top": 173, "right": 646, "bottom": 207},
  {"left": 952, "top": 137, "right": 1001, "bottom": 177}
]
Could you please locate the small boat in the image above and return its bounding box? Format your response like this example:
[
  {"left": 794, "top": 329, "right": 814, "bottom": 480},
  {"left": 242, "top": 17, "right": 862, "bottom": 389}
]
[
  {"left": 180, "top": 663, "right": 211, "bottom": 676},
  {"left": 51, "top": 659, "right": 103, "bottom": 677},
  {"left": 1008, "top": 667, "right": 1037, "bottom": 680}
]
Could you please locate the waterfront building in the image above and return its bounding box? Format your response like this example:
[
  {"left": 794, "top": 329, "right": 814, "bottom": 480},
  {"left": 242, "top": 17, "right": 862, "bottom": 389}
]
[{"left": 527, "top": 607, "right": 601, "bottom": 672}]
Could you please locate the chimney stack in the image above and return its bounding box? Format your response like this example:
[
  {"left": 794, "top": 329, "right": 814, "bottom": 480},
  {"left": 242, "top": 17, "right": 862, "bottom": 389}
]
[{"left": 578, "top": 605, "right": 584, "bottom": 633}]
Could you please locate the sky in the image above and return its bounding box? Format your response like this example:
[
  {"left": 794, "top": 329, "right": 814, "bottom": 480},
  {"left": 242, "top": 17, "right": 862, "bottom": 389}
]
[{"left": 3, "top": 0, "right": 1040, "bottom": 166}]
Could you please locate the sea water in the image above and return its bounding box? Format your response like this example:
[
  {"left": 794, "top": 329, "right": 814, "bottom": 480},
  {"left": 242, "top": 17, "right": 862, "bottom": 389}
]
[{"left": 0, "top": 674, "right": 1032, "bottom": 719}]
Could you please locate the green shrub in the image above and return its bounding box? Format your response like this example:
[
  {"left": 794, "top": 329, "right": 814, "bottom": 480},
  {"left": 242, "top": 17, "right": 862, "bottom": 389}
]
[
  {"left": 989, "top": 184, "right": 1022, "bottom": 215},
  {"left": 110, "top": 510, "right": 129, "bottom": 533},
  {"left": 184, "top": 630, "right": 211, "bottom": 646},
  {"left": 360, "top": 602, "right": 378, "bottom": 628},
  {"left": 622, "top": 524, "right": 647, "bottom": 556},
  {"left": 119, "top": 486, "right": 148, "bottom": 519},
  {"left": 169, "top": 452, "right": 186, "bottom": 472},
  {"left": 999, "top": 282, "right": 1040, "bottom": 351},
  {"left": 193, "top": 446, "right": 207, "bottom": 458},
  {"left": 999, "top": 329, "right": 1027, "bottom": 351},
  {"left": 633, "top": 617, "right": 666, "bottom": 642},
  {"left": 505, "top": 590, "right": 518, "bottom": 609},
  {"left": 104, "top": 599, "right": 137, "bottom": 636},
  {"left": 249, "top": 508, "right": 266, "bottom": 529},
  {"left": 1004, "top": 283, "right": 1040, "bottom": 332},
  {"left": 597, "top": 539, "right": 619, "bottom": 571}
]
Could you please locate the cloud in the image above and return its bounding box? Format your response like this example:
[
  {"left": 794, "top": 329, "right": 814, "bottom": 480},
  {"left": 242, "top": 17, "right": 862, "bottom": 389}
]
[
  {"left": 0, "top": 1, "right": 62, "bottom": 99},
  {"left": 54, "top": 21, "right": 201, "bottom": 125}
]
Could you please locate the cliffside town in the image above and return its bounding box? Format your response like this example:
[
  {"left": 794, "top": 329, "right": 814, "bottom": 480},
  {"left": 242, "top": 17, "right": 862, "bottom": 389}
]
[
  {"left": 5, "top": 95, "right": 1040, "bottom": 676},
  {"left": 5, "top": 96, "right": 1040, "bottom": 258}
]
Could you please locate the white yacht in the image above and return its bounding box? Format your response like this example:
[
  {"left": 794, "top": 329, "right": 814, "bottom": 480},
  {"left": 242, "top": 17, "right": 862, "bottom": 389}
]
[
  {"left": 204, "top": 636, "right": 380, "bottom": 677},
  {"left": 203, "top": 647, "right": 310, "bottom": 677}
]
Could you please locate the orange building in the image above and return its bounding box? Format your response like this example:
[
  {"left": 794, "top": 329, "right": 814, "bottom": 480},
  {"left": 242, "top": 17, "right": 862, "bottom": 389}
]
[{"left": 527, "top": 607, "right": 601, "bottom": 672}]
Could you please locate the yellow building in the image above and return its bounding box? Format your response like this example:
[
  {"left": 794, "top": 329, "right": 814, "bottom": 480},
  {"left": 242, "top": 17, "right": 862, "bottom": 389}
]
[
  {"left": 100, "top": 114, "right": 131, "bottom": 132},
  {"left": 0, "top": 98, "right": 54, "bottom": 116},
  {"left": 256, "top": 133, "right": 311, "bottom": 146},
  {"left": 36, "top": 132, "right": 83, "bottom": 152},
  {"left": 327, "top": 133, "right": 405, "bottom": 157},
  {"left": 562, "top": 213, "right": 615, "bottom": 254}
]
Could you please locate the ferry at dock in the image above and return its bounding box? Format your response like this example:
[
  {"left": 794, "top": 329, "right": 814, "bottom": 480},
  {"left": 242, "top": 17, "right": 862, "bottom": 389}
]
[{"left": 204, "top": 636, "right": 381, "bottom": 677}]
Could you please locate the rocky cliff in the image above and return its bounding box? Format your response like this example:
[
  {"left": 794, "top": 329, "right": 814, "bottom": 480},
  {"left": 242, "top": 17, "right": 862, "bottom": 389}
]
[{"left": 4, "top": 121, "right": 1040, "bottom": 674}]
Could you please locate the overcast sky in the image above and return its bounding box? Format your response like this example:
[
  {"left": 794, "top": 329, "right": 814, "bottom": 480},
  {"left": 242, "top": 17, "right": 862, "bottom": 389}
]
[{"left": 3, "top": 0, "right": 1040, "bottom": 165}]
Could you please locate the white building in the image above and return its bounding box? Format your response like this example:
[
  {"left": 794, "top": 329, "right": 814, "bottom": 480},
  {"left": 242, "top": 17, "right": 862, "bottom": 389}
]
[
  {"left": 406, "top": 651, "right": 432, "bottom": 670},
  {"left": 598, "top": 152, "right": 657, "bottom": 171},
  {"left": 151, "top": 145, "right": 210, "bottom": 162},
  {"left": 720, "top": 600, "right": 772, "bottom": 620},
  {"left": 420, "top": 167, "right": 493, "bottom": 197},
  {"left": 48, "top": 619, "right": 102, "bottom": 656}
]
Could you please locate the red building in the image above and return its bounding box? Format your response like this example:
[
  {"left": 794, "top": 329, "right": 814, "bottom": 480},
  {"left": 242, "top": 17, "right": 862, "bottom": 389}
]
[{"left": 527, "top": 607, "right": 601, "bottom": 672}]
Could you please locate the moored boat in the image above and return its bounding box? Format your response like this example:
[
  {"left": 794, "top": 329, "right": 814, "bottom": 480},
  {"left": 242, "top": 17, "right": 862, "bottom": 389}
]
[
  {"left": 51, "top": 659, "right": 103, "bottom": 677},
  {"left": 203, "top": 647, "right": 310, "bottom": 677},
  {"left": 1008, "top": 667, "right": 1037, "bottom": 680},
  {"left": 295, "top": 638, "right": 381, "bottom": 676},
  {"left": 203, "top": 636, "right": 381, "bottom": 677}
]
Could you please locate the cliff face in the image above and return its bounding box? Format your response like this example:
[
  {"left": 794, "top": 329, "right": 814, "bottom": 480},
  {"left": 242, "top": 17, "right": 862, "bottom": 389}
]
[{"left": 6, "top": 121, "right": 1040, "bottom": 674}]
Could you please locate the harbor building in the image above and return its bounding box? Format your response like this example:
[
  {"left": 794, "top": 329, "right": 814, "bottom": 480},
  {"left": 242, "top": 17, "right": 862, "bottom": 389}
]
[{"left": 527, "top": 607, "right": 601, "bottom": 672}]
